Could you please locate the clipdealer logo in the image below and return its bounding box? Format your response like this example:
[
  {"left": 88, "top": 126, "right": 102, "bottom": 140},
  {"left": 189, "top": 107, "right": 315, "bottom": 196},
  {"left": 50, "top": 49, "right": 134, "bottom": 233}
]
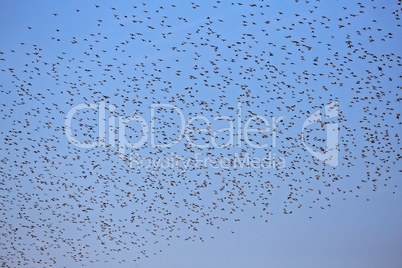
[
  {"left": 64, "top": 101, "right": 339, "bottom": 168},
  {"left": 64, "top": 102, "right": 284, "bottom": 150}
]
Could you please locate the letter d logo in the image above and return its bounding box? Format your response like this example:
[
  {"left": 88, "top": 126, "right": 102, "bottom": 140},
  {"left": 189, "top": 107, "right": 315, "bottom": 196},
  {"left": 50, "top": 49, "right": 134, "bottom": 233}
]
[{"left": 302, "top": 102, "right": 339, "bottom": 167}]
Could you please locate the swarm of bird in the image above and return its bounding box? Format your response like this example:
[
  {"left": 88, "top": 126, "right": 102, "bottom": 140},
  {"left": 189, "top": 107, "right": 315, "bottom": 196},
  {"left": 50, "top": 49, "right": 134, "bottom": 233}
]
[{"left": 0, "top": 0, "right": 401, "bottom": 266}]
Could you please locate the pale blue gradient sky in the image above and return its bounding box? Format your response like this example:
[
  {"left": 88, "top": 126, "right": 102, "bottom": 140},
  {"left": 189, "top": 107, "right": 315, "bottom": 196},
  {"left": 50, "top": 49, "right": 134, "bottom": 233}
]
[{"left": 0, "top": 1, "right": 401, "bottom": 267}]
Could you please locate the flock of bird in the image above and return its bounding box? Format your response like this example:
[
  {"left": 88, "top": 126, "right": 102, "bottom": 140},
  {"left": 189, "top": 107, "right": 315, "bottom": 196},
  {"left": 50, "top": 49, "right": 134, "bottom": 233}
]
[{"left": 0, "top": 0, "right": 401, "bottom": 267}]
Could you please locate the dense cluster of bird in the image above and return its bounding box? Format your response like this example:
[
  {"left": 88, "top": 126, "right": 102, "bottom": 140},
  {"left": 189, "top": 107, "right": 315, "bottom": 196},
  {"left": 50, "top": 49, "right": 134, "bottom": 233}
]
[{"left": 0, "top": 0, "right": 401, "bottom": 266}]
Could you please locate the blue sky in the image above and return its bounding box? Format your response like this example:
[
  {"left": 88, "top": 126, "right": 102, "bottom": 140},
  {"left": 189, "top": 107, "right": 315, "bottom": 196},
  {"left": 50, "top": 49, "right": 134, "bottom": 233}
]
[{"left": 0, "top": 0, "right": 401, "bottom": 267}]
